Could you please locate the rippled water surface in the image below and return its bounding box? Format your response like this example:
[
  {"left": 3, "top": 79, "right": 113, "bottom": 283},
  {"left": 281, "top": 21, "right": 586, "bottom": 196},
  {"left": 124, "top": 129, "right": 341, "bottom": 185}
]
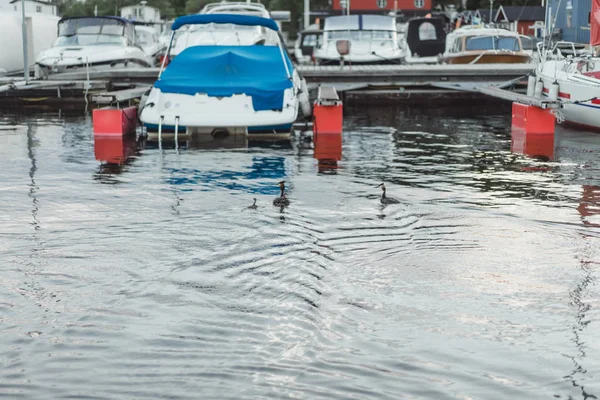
[{"left": 1, "top": 104, "right": 600, "bottom": 399}]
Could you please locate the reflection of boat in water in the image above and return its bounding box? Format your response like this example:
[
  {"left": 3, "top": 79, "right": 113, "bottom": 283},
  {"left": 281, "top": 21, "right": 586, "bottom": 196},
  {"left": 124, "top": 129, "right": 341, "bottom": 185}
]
[{"left": 165, "top": 155, "right": 290, "bottom": 195}]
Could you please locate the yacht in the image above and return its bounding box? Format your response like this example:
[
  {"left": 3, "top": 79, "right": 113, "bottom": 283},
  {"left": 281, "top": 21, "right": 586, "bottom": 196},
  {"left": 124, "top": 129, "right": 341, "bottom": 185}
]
[
  {"left": 139, "top": 14, "right": 311, "bottom": 139},
  {"left": 441, "top": 25, "right": 531, "bottom": 64},
  {"left": 312, "top": 15, "right": 404, "bottom": 65},
  {"left": 536, "top": 42, "right": 600, "bottom": 131},
  {"left": 171, "top": 2, "right": 276, "bottom": 56},
  {"left": 35, "top": 16, "right": 153, "bottom": 77}
]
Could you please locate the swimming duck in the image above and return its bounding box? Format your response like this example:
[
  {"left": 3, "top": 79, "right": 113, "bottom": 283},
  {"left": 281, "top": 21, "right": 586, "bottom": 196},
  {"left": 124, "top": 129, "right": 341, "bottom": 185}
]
[
  {"left": 377, "top": 183, "right": 400, "bottom": 204},
  {"left": 273, "top": 181, "right": 290, "bottom": 207},
  {"left": 247, "top": 198, "right": 258, "bottom": 209}
]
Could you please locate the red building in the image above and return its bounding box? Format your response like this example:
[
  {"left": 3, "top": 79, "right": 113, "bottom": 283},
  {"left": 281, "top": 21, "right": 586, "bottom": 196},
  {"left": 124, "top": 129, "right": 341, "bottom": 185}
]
[{"left": 331, "top": 0, "right": 432, "bottom": 14}]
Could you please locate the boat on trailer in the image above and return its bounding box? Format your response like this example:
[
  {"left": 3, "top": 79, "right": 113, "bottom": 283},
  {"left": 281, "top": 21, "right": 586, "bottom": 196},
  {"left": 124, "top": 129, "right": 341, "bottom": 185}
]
[{"left": 139, "top": 14, "right": 311, "bottom": 140}]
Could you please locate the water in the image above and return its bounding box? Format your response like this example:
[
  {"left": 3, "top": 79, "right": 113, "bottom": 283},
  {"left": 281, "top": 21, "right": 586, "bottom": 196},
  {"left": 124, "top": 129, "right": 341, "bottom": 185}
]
[{"left": 1, "top": 104, "right": 599, "bottom": 399}]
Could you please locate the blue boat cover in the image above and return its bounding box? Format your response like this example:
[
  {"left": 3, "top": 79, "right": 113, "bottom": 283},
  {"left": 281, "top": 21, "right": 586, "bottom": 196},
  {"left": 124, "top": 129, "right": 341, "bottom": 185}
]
[
  {"left": 155, "top": 45, "right": 294, "bottom": 112},
  {"left": 171, "top": 14, "right": 279, "bottom": 32}
]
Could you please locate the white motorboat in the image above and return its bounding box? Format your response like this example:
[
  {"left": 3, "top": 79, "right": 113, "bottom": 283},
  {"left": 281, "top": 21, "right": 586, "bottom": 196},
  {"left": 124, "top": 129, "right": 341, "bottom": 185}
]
[
  {"left": 134, "top": 24, "right": 166, "bottom": 61},
  {"left": 293, "top": 24, "right": 322, "bottom": 64},
  {"left": 533, "top": 0, "right": 600, "bottom": 131},
  {"left": 35, "top": 16, "right": 153, "bottom": 77},
  {"left": 139, "top": 14, "right": 311, "bottom": 137},
  {"left": 441, "top": 25, "right": 532, "bottom": 64},
  {"left": 171, "top": 2, "right": 276, "bottom": 56},
  {"left": 536, "top": 42, "right": 600, "bottom": 131},
  {"left": 401, "top": 16, "right": 446, "bottom": 65},
  {"left": 312, "top": 15, "right": 404, "bottom": 65}
]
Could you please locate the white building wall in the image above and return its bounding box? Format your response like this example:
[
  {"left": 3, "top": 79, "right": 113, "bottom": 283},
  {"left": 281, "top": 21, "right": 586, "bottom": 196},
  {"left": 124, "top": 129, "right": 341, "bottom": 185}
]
[
  {"left": 120, "top": 5, "right": 161, "bottom": 23},
  {"left": 11, "top": 0, "right": 57, "bottom": 16}
]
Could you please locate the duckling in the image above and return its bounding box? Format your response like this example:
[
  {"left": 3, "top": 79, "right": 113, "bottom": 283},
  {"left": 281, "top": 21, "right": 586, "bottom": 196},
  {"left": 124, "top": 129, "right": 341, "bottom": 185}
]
[
  {"left": 273, "top": 181, "right": 290, "bottom": 207},
  {"left": 377, "top": 183, "right": 400, "bottom": 204},
  {"left": 247, "top": 198, "right": 258, "bottom": 209}
]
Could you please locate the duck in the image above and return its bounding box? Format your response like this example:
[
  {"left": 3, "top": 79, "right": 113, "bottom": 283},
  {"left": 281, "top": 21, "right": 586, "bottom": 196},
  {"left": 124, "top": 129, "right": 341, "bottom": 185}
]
[
  {"left": 273, "top": 181, "right": 290, "bottom": 207},
  {"left": 377, "top": 183, "right": 400, "bottom": 204},
  {"left": 247, "top": 198, "right": 258, "bottom": 209}
]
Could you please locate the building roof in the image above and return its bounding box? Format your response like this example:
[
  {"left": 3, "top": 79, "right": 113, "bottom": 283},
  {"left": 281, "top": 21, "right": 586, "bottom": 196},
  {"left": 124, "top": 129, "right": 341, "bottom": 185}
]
[
  {"left": 495, "top": 6, "right": 545, "bottom": 22},
  {"left": 10, "top": 0, "right": 56, "bottom": 4}
]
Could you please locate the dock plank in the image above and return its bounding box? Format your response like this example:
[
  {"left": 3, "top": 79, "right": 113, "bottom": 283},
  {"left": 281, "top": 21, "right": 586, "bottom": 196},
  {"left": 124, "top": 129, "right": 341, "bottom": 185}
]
[{"left": 475, "top": 86, "right": 562, "bottom": 109}]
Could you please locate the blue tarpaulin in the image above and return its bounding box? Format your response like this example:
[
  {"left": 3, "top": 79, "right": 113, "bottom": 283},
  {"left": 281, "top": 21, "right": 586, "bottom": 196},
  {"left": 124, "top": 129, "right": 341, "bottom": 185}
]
[
  {"left": 155, "top": 45, "right": 294, "bottom": 112},
  {"left": 171, "top": 14, "right": 280, "bottom": 32}
]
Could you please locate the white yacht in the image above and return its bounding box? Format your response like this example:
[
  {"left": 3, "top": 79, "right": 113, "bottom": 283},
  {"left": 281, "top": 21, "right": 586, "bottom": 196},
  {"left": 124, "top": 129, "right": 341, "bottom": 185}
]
[
  {"left": 139, "top": 14, "right": 311, "bottom": 138},
  {"left": 536, "top": 42, "right": 600, "bottom": 131},
  {"left": 171, "top": 2, "right": 276, "bottom": 56},
  {"left": 35, "top": 16, "right": 153, "bottom": 77},
  {"left": 312, "top": 15, "right": 404, "bottom": 65}
]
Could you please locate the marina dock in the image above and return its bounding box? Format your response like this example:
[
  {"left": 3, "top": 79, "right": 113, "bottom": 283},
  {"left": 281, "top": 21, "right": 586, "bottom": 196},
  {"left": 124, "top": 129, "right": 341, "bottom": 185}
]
[{"left": 0, "top": 63, "right": 536, "bottom": 108}]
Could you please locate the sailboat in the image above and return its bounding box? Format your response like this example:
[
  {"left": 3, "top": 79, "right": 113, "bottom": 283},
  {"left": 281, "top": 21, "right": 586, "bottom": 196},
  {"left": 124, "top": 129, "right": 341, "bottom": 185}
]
[{"left": 535, "top": 0, "right": 600, "bottom": 130}]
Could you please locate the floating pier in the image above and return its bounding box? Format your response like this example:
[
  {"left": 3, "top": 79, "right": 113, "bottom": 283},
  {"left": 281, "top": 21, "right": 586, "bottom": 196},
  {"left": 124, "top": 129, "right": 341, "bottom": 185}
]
[{"left": 0, "top": 63, "right": 535, "bottom": 108}]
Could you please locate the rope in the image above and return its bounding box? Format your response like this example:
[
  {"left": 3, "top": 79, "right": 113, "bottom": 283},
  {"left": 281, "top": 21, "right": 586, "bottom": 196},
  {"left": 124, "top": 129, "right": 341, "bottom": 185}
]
[{"left": 552, "top": 108, "right": 565, "bottom": 124}]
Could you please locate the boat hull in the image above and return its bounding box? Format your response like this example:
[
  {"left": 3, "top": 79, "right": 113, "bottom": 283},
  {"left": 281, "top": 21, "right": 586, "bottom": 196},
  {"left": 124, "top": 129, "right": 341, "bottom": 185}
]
[
  {"left": 538, "top": 59, "right": 600, "bottom": 131},
  {"left": 443, "top": 53, "right": 531, "bottom": 64},
  {"left": 139, "top": 87, "right": 300, "bottom": 134}
]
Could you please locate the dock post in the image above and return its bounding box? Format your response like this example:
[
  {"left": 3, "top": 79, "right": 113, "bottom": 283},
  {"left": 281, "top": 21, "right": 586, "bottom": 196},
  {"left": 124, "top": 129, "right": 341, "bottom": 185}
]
[
  {"left": 158, "top": 116, "right": 164, "bottom": 150},
  {"left": 174, "top": 117, "right": 179, "bottom": 151}
]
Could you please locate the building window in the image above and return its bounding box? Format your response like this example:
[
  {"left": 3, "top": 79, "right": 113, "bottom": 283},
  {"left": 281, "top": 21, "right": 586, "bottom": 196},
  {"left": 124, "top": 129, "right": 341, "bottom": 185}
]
[
  {"left": 14, "top": 5, "right": 16, "bottom": 10},
  {"left": 36, "top": 5, "right": 42, "bottom": 12}
]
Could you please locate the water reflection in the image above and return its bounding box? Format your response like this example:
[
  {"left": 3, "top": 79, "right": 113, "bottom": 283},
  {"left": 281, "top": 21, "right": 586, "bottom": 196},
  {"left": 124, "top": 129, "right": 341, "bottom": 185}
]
[
  {"left": 313, "top": 133, "right": 342, "bottom": 174},
  {"left": 26, "top": 124, "right": 40, "bottom": 231},
  {"left": 511, "top": 129, "right": 555, "bottom": 161},
  {"left": 165, "top": 156, "right": 289, "bottom": 195},
  {"left": 93, "top": 133, "right": 141, "bottom": 184}
]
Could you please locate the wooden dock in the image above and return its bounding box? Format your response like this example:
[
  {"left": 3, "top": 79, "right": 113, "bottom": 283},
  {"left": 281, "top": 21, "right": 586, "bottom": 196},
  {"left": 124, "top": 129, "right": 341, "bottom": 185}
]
[{"left": 0, "top": 63, "right": 536, "bottom": 108}]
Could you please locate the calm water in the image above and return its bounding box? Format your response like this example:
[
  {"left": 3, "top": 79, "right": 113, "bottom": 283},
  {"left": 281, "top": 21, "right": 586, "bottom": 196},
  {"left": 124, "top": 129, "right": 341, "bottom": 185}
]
[{"left": 1, "top": 104, "right": 599, "bottom": 399}]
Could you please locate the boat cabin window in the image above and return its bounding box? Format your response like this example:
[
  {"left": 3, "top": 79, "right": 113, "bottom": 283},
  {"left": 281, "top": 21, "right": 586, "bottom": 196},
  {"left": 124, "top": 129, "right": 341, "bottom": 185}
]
[
  {"left": 135, "top": 29, "right": 155, "bottom": 46},
  {"left": 418, "top": 22, "right": 438, "bottom": 41},
  {"left": 302, "top": 33, "right": 319, "bottom": 47},
  {"left": 56, "top": 18, "right": 132, "bottom": 46},
  {"left": 464, "top": 36, "right": 520, "bottom": 51},
  {"left": 328, "top": 30, "right": 393, "bottom": 41}
]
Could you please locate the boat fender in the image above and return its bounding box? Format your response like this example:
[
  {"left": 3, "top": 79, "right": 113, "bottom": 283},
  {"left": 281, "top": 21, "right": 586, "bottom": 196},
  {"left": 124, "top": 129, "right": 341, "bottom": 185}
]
[
  {"left": 549, "top": 81, "right": 559, "bottom": 101},
  {"left": 299, "top": 78, "right": 312, "bottom": 118},
  {"left": 527, "top": 74, "right": 536, "bottom": 97},
  {"left": 534, "top": 78, "right": 544, "bottom": 99}
]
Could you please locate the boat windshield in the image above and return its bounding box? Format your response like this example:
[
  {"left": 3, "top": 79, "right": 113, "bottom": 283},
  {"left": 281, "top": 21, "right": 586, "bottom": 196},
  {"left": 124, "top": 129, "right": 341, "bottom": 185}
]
[
  {"left": 328, "top": 30, "right": 393, "bottom": 41},
  {"left": 56, "top": 18, "right": 130, "bottom": 46},
  {"left": 465, "top": 36, "right": 520, "bottom": 51},
  {"left": 189, "top": 23, "right": 260, "bottom": 32}
]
